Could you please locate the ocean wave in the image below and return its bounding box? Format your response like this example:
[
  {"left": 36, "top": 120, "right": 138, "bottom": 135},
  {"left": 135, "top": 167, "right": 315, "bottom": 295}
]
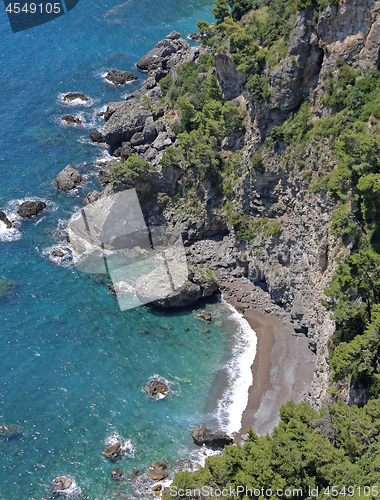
[
  {"left": 105, "top": 432, "right": 136, "bottom": 458},
  {"left": 215, "top": 301, "right": 257, "bottom": 435}
]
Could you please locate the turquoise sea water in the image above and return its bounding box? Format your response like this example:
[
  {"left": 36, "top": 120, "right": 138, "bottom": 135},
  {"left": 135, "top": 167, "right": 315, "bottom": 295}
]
[{"left": 0, "top": 2, "right": 256, "bottom": 498}]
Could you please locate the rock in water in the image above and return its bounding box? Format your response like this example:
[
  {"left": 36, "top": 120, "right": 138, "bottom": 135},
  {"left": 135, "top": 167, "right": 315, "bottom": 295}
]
[
  {"left": 17, "top": 201, "right": 46, "bottom": 218},
  {"left": 63, "top": 92, "right": 88, "bottom": 102},
  {"left": 0, "top": 423, "right": 22, "bottom": 439},
  {"left": 147, "top": 469, "right": 168, "bottom": 481},
  {"left": 104, "top": 442, "right": 122, "bottom": 460},
  {"left": 0, "top": 281, "right": 17, "bottom": 300},
  {"left": 145, "top": 380, "right": 168, "bottom": 397},
  {"left": 61, "top": 114, "right": 82, "bottom": 125},
  {"left": 51, "top": 476, "right": 73, "bottom": 496},
  {"left": 166, "top": 30, "right": 181, "bottom": 40},
  {"left": 52, "top": 250, "right": 65, "bottom": 258},
  {"left": 150, "top": 462, "right": 166, "bottom": 470},
  {"left": 105, "top": 69, "right": 138, "bottom": 85},
  {"left": 89, "top": 130, "right": 106, "bottom": 143},
  {"left": 56, "top": 165, "right": 83, "bottom": 191},
  {"left": 0, "top": 211, "right": 13, "bottom": 228},
  {"left": 191, "top": 424, "right": 233, "bottom": 448},
  {"left": 110, "top": 468, "right": 124, "bottom": 480},
  {"left": 200, "top": 311, "right": 212, "bottom": 322}
]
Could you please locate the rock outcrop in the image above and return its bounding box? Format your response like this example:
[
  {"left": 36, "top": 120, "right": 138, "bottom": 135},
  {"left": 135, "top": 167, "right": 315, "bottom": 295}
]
[
  {"left": 104, "top": 442, "right": 122, "bottom": 461},
  {"left": 61, "top": 114, "right": 82, "bottom": 125},
  {"left": 214, "top": 53, "right": 246, "bottom": 100},
  {"left": 145, "top": 380, "right": 168, "bottom": 397},
  {"left": 191, "top": 424, "right": 233, "bottom": 448},
  {"left": 50, "top": 476, "right": 74, "bottom": 496},
  {"left": 63, "top": 92, "right": 88, "bottom": 102},
  {"left": 56, "top": 165, "right": 83, "bottom": 191},
  {"left": 89, "top": 130, "right": 106, "bottom": 143},
  {"left": 17, "top": 201, "right": 46, "bottom": 218},
  {"left": 105, "top": 69, "right": 138, "bottom": 85},
  {"left": 0, "top": 211, "right": 13, "bottom": 228}
]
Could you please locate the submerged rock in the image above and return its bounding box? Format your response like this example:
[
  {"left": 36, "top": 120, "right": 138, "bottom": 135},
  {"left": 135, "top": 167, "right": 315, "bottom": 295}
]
[
  {"left": 0, "top": 423, "right": 22, "bottom": 439},
  {"left": 150, "top": 462, "right": 166, "bottom": 470},
  {"left": 0, "top": 211, "right": 13, "bottom": 229},
  {"left": 145, "top": 380, "right": 168, "bottom": 397},
  {"left": 17, "top": 200, "right": 46, "bottom": 218},
  {"left": 0, "top": 281, "right": 17, "bottom": 300},
  {"left": 200, "top": 311, "right": 212, "bottom": 323},
  {"left": 104, "top": 442, "right": 122, "bottom": 461},
  {"left": 105, "top": 69, "right": 138, "bottom": 85},
  {"left": 61, "top": 114, "right": 82, "bottom": 125},
  {"left": 110, "top": 468, "right": 124, "bottom": 480},
  {"left": 56, "top": 165, "right": 83, "bottom": 191},
  {"left": 191, "top": 424, "right": 233, "bottom": 448},
  {"left": 63, "top": 92, "right": 88, "bottom": 102}
]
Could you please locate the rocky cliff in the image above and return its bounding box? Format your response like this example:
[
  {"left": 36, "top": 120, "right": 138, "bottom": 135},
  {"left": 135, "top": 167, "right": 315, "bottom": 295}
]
[{"left": 87, "top": 0, "right": 380, "bottom": 408}]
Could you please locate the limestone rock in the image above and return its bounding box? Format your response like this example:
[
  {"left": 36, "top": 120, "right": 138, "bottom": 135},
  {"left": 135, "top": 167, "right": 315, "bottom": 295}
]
[
  {"left": 214, "top": 53, "right": 246, "bottom": 100},
  {"left": 105, "top": 69, "right": 138, "bottom": 85},
  {"left": 50, "top": 476, "right": 73, "bottom": 495},
  {"left": 191, "top": 424, "right": 233, "bottom": 448},
  {"left": 17, "top": 201, "right": 46, "bottom": 218},
  {"left": 84, "top": 190, "right": 101, "bottom": 206},
  {"left": 56, "top": 165, "right": 82, "bottom": 191},
  {"left": 166, "top": 30, "right": 181, "bottom": 40}
]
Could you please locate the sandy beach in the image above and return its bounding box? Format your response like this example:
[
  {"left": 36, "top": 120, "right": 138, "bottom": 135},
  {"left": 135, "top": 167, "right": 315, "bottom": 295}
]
[{"left": 220, "top": 278, "right": 315, "bottom": 438}]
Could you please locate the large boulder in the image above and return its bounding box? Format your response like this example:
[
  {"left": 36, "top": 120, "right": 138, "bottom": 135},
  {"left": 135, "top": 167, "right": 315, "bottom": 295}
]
[
  {"left": 56, "top": 165, "right": 83, "bottom": 191},
  {"left": 136, "top": 269, "right": 202, "bottom": 308},
  {"left": 17, "top": 201, "right": 46, "bottom": 218},
  {"left": 0, "top": 211, "right": 13, "bottom": 228},
  {"left": 89, "top": 129, "right": 106, "bottom": 143},
  {"left": 106, "top": 69, "right": 138, "bottom": 85},
  {"left": 51, "top": 476, "right": 77, "bottom": 497},
  {"left": 191, "top": 424, "right": 233, "bottom": 448},
  {"left": 147, "top": 468, "right": 168, "bottom": 481}
]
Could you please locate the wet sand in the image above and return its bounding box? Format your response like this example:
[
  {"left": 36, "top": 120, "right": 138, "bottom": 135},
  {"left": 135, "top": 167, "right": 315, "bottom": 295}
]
[{"left": 220, "top": 279, "right": 315, "bottom": 438}]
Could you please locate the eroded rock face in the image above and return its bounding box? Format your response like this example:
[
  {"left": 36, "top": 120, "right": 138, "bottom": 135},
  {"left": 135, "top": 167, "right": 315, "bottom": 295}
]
[
  {"left": 136, "top": 36, "right": 192, "bottom": 72},
  {"left": 145, "top": 380, "right": 168, "bottom": 397},
  {"left": 191, "top": 424, "right": 233, "bottom": 448},
  {"left": 56, "top": 165, "right": 83, "bottom": 191},
  {"left": 106, "top": 69, "right": 138, "bottom": 85},
  {"left": 214, "top": 53, "right": 246, "bottom": 100},
  {"left": 17, "top": 201, "right": 46, "bottom": 218},
  {"left": 89, "top": 130, "right": 106, "bottom": 143}
]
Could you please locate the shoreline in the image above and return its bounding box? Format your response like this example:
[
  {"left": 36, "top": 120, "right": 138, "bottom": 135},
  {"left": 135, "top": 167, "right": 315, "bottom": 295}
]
[{"left": 219, "top": 278, "right": 315, "bottom": 438}]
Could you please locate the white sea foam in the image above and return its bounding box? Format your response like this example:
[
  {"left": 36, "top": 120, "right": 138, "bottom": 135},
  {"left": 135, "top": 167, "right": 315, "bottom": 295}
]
[
  {"left": 215, "top": 300, "right": 257, "bottom": 435},
  {"left": 58, "top": 92, "right": 94, "bottom": 108},
  {"left": 105, "top": 432, "right": 136, "bottom": 458},
  {"left": 0, "top": 197, "right": 58, "bottom": 242}
]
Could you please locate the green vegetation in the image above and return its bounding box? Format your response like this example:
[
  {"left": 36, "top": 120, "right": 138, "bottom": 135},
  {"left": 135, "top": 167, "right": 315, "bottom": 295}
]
[
  {"left": 110, "top": 155, "right": 151, "bottom": 185},
  {"left": 166, "top": 400, "right": 380, "bottom": 499},
  {"left": 228, "top": 212, "right": 281, "bottom": 240}
]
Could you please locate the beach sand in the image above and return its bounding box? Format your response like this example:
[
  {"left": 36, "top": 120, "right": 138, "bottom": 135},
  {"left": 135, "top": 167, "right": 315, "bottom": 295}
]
[{"left": 220, "top": 279, "right": 315, "bottom": 438}]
